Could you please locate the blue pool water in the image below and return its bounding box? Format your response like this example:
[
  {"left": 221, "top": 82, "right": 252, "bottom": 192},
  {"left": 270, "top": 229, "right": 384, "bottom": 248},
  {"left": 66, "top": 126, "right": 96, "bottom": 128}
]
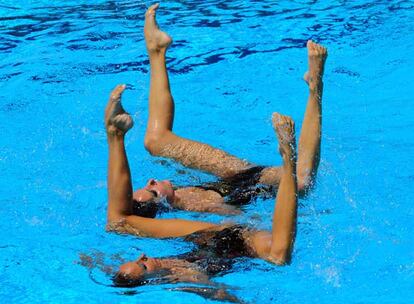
[{"left": 1, "top": 0, "right": 413, "bottom": 302}]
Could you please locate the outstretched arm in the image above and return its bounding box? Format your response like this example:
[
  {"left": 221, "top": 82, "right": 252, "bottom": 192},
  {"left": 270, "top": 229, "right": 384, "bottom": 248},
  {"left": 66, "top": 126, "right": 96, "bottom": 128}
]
[
  {"left": 268, "top": 114, "right": 298, "bottom": 264},
  {"left": 171, "top": 286, "right": 241, "bottom": 303},
  {"left": 105, "top": 85, "right": 218, "bottom": 238},
  {"left": 105, "top": 85, "right": 134, "bottom": 222}
]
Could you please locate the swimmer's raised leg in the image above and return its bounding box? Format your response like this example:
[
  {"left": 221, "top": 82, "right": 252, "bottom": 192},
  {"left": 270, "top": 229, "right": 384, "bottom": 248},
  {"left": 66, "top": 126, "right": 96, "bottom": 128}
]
[
  {"left": 144, "top": 3, "right": 173, "bottom": 133},
  {"left": 296, "top": 41, "right": 327, "bottom": 194},
  {"left": 259, "top": 41, "right": 328, "bottom": 190},
  {"left": 105, "top": 85, "right": 134, "bottom": 221},
  {"left": 143, "top": 4, "right": 252, "bottom": 179}
]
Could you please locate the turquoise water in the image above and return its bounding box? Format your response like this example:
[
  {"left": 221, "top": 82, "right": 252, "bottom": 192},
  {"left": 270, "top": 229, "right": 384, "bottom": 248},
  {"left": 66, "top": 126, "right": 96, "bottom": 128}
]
[{"left": 1, "top": 0, "right": 413, "bottom": 303}]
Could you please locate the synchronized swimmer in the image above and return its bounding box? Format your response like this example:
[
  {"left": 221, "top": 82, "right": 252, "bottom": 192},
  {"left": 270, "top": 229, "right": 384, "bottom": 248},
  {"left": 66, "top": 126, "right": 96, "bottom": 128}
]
[{"left": 103, "top": 3, "right": 327, "bottom": 291}]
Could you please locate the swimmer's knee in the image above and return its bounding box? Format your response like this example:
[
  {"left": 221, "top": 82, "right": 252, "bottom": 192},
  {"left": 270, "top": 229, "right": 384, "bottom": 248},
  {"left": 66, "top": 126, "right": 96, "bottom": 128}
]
[
  {"left": 144, "top": 132, "right": 171, "bottom": 156},
  {"left": 297, "top": 172, "right": 314, "bottom": 196},
  {"left": 258, "top": 167, "right": 282, "bottom": 186},
  {"left": 144, "top": 135, "right": 162, "bottom": 155},
  {"left": 297, "top": 178, "right": 307, "bottom": 193}
]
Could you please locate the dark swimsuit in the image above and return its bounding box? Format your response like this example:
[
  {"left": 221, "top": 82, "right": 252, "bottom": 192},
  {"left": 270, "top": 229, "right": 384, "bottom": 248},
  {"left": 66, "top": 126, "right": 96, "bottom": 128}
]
[
  {"left": 178, "top": 225, "right": 254, "bottom": 276},
  {"left": 175, "top": 169, "right": 268, "bottom": 273},
  {"left": 194, "top": 166, "right": 274, "bottom": 206}
]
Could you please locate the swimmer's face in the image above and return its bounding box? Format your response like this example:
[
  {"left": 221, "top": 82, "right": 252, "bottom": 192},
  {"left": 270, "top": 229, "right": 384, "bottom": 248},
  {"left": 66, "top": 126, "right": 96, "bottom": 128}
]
[
  {"left": 117, "top": 254, "right": 158, "bottom": 280},
  {"left": 133, "top": 179, "right": 175, "bottom": 204}
]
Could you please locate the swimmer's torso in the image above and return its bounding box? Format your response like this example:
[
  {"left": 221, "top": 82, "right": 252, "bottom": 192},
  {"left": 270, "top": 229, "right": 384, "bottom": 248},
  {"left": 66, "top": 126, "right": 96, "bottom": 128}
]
[
  {"left": 174, "top": 187, "right": 225, "bottom": 208},
  {"left": 159, "top": 225, "right": 258, "bottom": 279},
  {"left": 171, "top": 166, "right": 275, "bottom": 214}
]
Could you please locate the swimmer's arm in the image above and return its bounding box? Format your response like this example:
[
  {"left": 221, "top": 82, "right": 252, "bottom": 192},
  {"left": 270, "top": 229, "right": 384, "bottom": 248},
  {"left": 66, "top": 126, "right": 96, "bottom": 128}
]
[
  {"left": 108, "top": 215, "right": 218, "bottom": 238},
  {"left": 167, "top": 269, "right": 240, "bottom": 303},
  {"left": 106, "top": 133, "right": 134, "bottom": 224},
  {"left": 171, "top": 286, "right": 241, "bottom": 303},
  {"left": 268, "top": 162, "right": 298, "bottom": 265}
]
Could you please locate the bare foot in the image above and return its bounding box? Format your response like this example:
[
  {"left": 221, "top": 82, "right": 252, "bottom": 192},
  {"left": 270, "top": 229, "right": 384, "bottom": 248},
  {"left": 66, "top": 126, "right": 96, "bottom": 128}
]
[
  {"left": 272, "top": 113, "right": 296, "bottom": 164},
  {"left": 303, "top": 40, "right": 328, "bottom": 90},
  {"left": 104, "top": 84, "right": 133, "bottom": 135},
  {"left": 144, "top": 3, "right": 172, "bottom": 53}
]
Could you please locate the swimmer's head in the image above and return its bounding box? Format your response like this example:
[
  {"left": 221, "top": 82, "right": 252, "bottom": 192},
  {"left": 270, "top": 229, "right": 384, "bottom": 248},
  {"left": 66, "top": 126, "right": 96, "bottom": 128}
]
[
  {"left": 132, "top": 179, "right": 175, "bottom": 218},
  {"left": 112, "top": 254, "right": 159, "bottom": 287}
]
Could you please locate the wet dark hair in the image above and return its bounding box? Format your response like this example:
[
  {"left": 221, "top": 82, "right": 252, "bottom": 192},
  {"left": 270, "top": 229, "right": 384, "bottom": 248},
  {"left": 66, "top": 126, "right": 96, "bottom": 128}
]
[{"left": 131, "top": 199, "right": 158, "bottom": 218}]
